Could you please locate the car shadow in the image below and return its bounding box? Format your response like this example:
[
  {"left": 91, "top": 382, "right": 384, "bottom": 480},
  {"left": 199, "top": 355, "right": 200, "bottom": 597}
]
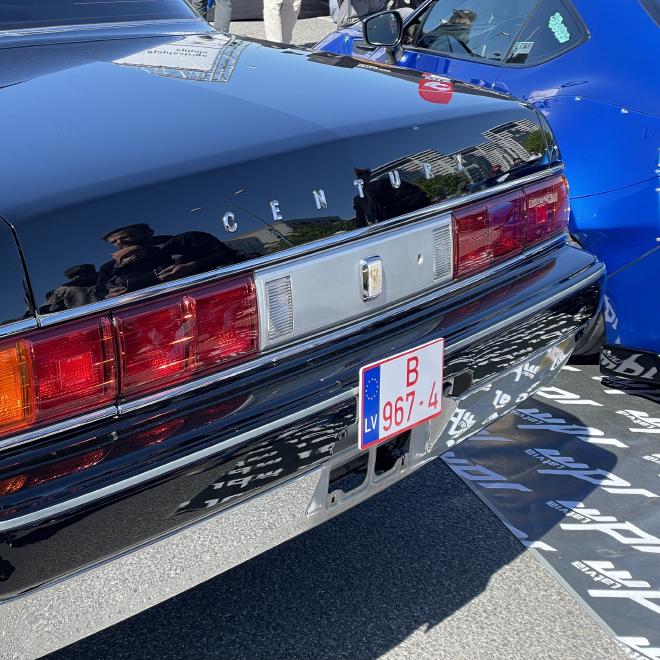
[{"left": 46, "top": 388, "right": 625, "bottom": 660}]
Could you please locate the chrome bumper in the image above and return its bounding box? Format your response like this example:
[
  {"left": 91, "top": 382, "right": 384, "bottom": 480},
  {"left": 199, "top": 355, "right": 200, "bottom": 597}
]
[{"left": 0, "top": 334, "right": 575, "bottom": 658}]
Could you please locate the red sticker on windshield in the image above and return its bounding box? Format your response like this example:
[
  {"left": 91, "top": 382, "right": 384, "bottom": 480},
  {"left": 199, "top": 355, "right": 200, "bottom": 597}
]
[{"left": 418, "top": 74, "right": 454, "bottom": 104}]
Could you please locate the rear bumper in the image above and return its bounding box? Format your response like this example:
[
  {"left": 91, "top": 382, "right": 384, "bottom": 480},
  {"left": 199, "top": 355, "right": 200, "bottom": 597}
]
[
  {"left": 0, "top": 244, "right": 603, "bottom": 656},
  {"left": 0, "top": 335, "right": 577, "bottom": 658}
]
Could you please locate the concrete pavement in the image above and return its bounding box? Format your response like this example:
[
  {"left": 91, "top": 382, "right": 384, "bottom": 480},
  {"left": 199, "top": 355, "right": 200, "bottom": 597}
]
[{"left": 50, "top": 458, "right": 623, "bottom": 659}]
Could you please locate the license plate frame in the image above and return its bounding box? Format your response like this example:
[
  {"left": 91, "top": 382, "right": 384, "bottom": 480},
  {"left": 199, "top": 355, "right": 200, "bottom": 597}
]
[{"left": 358, "top": 338, "right": 445, "bottom": 450}]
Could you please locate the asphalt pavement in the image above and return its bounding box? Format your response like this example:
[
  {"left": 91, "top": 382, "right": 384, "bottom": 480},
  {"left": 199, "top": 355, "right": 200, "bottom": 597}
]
[{"left": 50, "top": 431, "right": 623, "bottom": 659}]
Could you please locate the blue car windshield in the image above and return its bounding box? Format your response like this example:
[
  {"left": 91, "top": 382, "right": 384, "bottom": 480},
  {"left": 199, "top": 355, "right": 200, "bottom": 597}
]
[
  {"left": 411, "top": 0, "right": 537, "bottom": 61},
  {"left": 0, "top": 0, "right": 196, "bottom": 31}
]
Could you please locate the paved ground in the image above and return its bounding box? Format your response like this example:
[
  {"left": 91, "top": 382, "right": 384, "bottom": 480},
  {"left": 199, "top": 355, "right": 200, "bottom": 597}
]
[
  {"left": 51, "top": 451, "right": 622, "bottom": 659},
  {"left": 230, "top": 16, "right": 336, "bottom": 47}
]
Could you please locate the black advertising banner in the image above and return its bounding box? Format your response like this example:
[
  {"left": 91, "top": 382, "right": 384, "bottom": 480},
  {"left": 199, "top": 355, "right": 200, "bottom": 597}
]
[{"left": 444, "top": 364, "right": 660, "bottom": 660}]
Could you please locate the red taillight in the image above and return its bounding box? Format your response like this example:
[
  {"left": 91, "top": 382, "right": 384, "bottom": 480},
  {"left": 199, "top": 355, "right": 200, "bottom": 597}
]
[
  {"left": 195, "top": 276, "right": 258, "bottom": 372},
  {"left": 489, "top": 189, "right": 526, "bottom": 260},
  {"left": 0, "top": 274, "right": 259, "bottom": 439},
  {"left": 452, "top": 206, "right": 491, "bottom": 279},
  {"left": 115, "top": 295, "right": 198, "bottom": 398},
  {"left": 453, "top": 175, "right": 568, "bottom": 278},
  {"left": 526, "top": 176, "right": 569, "bottom": 245},
  {"left": 29, "top": 318, "right": 116, "bottom": 422},
  {"left": 115, "top": 275, "right": 258, "bottom": 398},
  {"left": 0, "top": 318, "right": 116, "bottom": 437}
]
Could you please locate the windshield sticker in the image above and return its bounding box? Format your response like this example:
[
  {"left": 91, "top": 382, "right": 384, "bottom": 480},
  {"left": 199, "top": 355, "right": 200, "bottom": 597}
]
[
  {"left": 548, "top": 12, "right": 571, "bottom": 43},
  {"left": 511, "top": 41, "right": 534, "bottom": 56}
]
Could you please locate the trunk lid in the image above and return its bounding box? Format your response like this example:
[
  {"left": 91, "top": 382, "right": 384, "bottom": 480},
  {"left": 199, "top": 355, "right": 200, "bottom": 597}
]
[{"left": 0, "top": 31, "right": 550, "bottom": 316}]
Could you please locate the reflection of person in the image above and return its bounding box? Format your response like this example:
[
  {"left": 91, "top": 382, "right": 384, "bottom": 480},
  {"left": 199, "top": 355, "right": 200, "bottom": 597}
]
[
  {"left": 104, "top": 246, "right": 161, "bottom": 298},
  {"left": 353, "top": 168, "right": 430, "bottom": 226},
  {"left": 40, "top": 264, "right": 100, "bottom": 312},
  {"left": 97, "top": 223, "right": 237, "bottom": 299},
  {"left": 190, "top": 0, "right": 232, "bottom": 34},
  {"left": 264, "top": 0, "right": 301, "bottom": 43}
]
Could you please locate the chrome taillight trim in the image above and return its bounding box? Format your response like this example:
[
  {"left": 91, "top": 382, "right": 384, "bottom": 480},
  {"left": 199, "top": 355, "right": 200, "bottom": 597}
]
[
  {"left": 0, "top": 407, "right": 118, "bottom": 451},
  {"left": 0, "top": 234, "right": 584, "bottom": 452},
  {"left": 0, "top": 318, "right": 38, "bottom": 340},
  {"left": 34, "top": 165, "right": 564, "bottom": 330}
]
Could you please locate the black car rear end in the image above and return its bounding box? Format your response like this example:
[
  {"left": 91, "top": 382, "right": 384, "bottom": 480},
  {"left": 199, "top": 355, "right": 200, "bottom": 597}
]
[{"left": 0, "top": 24, "right": 603, "bottom": 656}]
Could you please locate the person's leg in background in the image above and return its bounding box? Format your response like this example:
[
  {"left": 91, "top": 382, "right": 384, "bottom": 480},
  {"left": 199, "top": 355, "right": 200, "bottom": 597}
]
[
  {"left": 280, "top": 0, "right": 302, "bottom": 43},
  {"left": 263, "top": 0, "right": 285, "bottom": 42},
  {"left": 190, "top": 0, "right": 208, "bottom": 20},
  {"left": 329, "top": 0, "right": 339, "bottom": 23},
  {"left": 213, "top": 0, "right": 233, "bottom": 31}
]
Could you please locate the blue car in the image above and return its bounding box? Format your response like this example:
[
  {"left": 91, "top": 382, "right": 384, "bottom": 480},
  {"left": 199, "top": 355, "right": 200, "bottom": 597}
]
[{"left": 318, "top": 0, "right": 660, "bottom": 383}]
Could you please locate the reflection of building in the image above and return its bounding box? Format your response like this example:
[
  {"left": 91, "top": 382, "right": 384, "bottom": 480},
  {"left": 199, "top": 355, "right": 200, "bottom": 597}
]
[
  {"left": 224, "top": 220, "right": 300, "bottom": 255},
  {"left": 378, "top": 149, "right": 456, "bottom": 180},
  {"left": 275, "top": 216, "right": 353, "bottom": 245},
  {"left": 226, "top": 226, "right": 282, "bottom": 254},
  {"left": 367, "top": 118, "right": 540, "bottom": 185},
  {"left": 114, "top": 34, "right": 249, "bottom": 83},
  {"left": 483, "top": 118, "right": 539, "bottom": 165}
]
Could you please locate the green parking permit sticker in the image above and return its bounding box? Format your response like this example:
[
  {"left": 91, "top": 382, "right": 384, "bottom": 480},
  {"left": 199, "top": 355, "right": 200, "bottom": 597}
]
[{"left": 548, "top": 12, "right": 570, "bottom": 43}]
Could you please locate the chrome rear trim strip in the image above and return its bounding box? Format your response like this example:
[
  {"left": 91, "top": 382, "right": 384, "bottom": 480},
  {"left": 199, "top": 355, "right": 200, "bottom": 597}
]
[
  {"left": 254, "top": 213, "right": 453, "bottom": 350},
  {"left": 36, "top": 165, "right": 563, "bottom": 328},
  {"left": 0, "top": 261, "right": 603, "bottom": 530},
  {"left": 0, "top": 407, "right": 118, "bottom": 452}
]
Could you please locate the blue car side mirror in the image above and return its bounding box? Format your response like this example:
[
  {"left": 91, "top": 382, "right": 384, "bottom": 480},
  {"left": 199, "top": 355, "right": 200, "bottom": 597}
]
[{"left": 363, "top": 10, "right": 403, "bottom": 48}]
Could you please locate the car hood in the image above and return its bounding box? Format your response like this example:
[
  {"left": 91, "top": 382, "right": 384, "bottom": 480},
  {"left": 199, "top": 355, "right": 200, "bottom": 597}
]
[{"left": 0, "top": 30, "right": 551, "bottom": 316}]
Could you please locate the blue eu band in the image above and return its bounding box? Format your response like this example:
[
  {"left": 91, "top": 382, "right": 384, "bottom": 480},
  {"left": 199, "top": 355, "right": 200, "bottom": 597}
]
[{"left": 362, "top": 365, "right": 381, "bottom": 447}]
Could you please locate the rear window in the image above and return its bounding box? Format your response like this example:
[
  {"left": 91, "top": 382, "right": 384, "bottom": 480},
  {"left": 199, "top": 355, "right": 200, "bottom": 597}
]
[
  {"left": 0, "top": 0, "right": 196, "bottom": 31},
  {"left": 505, "top": 0, "right": 586, "bottom": 65}
]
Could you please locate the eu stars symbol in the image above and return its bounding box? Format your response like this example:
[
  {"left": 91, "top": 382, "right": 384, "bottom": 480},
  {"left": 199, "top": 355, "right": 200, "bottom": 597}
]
[{"left": 365, "top": 372, "right": 380, "bottom": 401}]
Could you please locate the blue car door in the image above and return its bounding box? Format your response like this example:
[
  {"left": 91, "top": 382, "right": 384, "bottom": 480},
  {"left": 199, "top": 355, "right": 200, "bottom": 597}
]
[{"left": 389, "top": 0, "right": 543, "bottom": 90}]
